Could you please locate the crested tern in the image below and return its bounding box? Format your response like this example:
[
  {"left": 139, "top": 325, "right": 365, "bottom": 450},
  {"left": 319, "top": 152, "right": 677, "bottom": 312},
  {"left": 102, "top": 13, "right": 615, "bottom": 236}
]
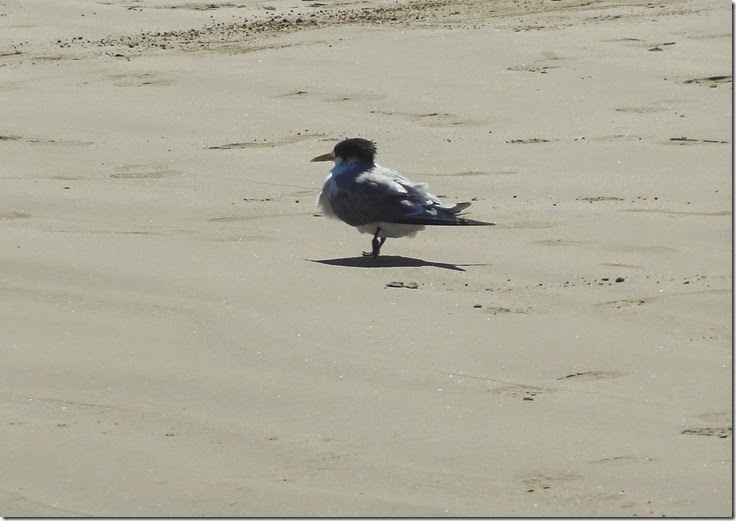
[{"left": 312, "top": 138, "right": 494, "bottom": 258}]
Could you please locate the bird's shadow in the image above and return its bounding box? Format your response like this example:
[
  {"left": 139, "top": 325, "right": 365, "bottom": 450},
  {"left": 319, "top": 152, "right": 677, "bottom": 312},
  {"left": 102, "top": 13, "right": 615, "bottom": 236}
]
[{"left": 307, "top": 255, "right": 487, "bottom": 272}]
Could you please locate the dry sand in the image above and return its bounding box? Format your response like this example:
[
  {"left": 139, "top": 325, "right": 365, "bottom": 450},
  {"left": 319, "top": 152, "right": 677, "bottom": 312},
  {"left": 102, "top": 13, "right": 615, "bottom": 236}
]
[{"left": 0, "top": 0, "right": 731, "bottom": 517}]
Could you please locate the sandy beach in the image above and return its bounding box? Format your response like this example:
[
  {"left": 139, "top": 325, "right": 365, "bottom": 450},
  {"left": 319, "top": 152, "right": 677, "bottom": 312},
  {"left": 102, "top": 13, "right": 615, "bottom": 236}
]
[{"left": 0, "top": 0, "right": 731, "bottom": 516}]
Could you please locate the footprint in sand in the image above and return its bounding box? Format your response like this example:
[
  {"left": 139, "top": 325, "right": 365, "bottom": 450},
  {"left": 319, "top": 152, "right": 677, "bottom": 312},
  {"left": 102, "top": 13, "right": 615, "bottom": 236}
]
[
  {"left": 157, "top": 2, "right": 242, "bottom": 10},
  {"left": 615, "top": 105, "right": 671, "bottom": 113},
  {"left": 576, "top": 196, "right": 624, "bottom": 202},
  {"left": 698, "top": 411, "right": 731, "bottom": 423},
  {"left": 506, "top": 138, "right": 557, "bottom": 144},
  {"left": 107, "top": 73, "right": 174, "bottom": 87},
  {"left": 29, "top": 137, "right": 93, "bottom": 147},
  {"left": 664, "top": 137, "right": 729, "bottom": 145},
  {"left": 487, "top": 383, "right": 550, "bottom": 402},
  {"left": 369, "top": 110, "right": 487, "bottom": 128},
  {"left": 556, "top": 370, "right": 626, "bottom": 381},
  {"left": 599, "top": 262, "right": 643, "bottom": 269},
  {"left": 621, "top": 208, "right": 731, "bottom": 217},
  {"left": 208, "top": 212, "right": 310, "bottom": 223},
  {"left": 681, "top": 427, "right": 732, "bottom": 439},
  {"left": 323, "top": 92, "right": 385, "bottom": 103},
  {"left": 274, "top": 90, "right": 310, "bottom": 98},
  {"left": 495, "top": 220, "right": 557, "bottom": 230},
  {"left": 682, "top": 75, "right": 731, "bottom": 88},
  {"left": 506, "top": 64, "right": 560, "bottom": 74},
  {"left": 411, "top": 111, "right": 487, "bottom": 127},
  {"left": 274, "top": 91, "right": 385, "bottom": 103},
  {"left": 519, "top": 472, "right": 581, "bottom": 493},
  {"left": 481, "top": 306, "right": 531, "bottom": 315},
  {"left": 1, "top": 135, "right": 92, "bottom": 147},
  {"left": 507, "top": 51, "right": 565, "bottom": 74},
  {"left": 207, "top": 133, "right": 327, "bottom": 150},
  {"left": 586, "top": 134, "right": 646, "bottom": 143},
  {"left": 110, "top": 165, "right": 181, "bottom": 179},
  {"left": 423, "top": 170, "right": 516, "bottom": 178},
  {"left": 0, "top": 49, "right": 22, "bottom": 58},
  {"left": 532, "top": 239, "right": 589, "bottom": 247},
  {"left": 594, "top": 298, "right": 652, "bottom": 309},
  {"left": 587, "top": 455, "right": 656, "bottom": 465},
  {"left": 605, "top": 244, "right": 677, "bottom": 254},
  {"left": 0, "top": 211, "right": 31, "bottom": 220}
]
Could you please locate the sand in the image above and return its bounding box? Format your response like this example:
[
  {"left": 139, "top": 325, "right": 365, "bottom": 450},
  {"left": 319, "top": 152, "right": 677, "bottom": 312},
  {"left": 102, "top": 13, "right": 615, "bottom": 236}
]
[{"left": 0, "top": 0, "right": 731, "bottom": 517}]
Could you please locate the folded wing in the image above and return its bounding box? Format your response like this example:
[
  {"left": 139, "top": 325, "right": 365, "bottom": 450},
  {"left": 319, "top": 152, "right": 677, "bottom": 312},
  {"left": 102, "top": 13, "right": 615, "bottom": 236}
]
[{"left": 325, "top": 166, "right": 494, "bottom": 227}]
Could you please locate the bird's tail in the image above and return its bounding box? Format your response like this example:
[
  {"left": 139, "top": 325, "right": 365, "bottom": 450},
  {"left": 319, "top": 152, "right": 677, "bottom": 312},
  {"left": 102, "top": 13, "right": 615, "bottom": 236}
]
[
  {"left": 395, "top": 215, "right": 495, "bottom": 226},
  {"left": 438, "top": 201, "right": 472, "bottom": 214},
  {"left": 394, "top": 217, "right": 495, "bottom": 226},
  {"left": 435, "top": 201, "right": 494, "bottom": 226},
  {"left": 394, "top": 201, "right": 494, "bottom": 226}
]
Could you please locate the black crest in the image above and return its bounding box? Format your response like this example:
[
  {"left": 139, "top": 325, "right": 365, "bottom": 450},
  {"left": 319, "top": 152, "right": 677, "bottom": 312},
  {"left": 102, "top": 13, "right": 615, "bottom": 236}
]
[{"left": 333, "top": 138, "right": 377, "bottom": 163}]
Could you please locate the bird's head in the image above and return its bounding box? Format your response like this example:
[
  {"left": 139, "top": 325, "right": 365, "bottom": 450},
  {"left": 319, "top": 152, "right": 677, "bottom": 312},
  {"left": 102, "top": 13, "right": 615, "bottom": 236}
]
[{"left": 311, "top": 138, "right": 377, "bottom": 166}]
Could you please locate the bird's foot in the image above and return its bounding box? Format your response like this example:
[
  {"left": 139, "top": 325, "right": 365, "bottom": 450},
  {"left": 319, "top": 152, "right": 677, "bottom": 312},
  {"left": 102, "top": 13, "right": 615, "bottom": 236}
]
[{"left": 362, "top": 229, "right": 386, "bottom": 259}]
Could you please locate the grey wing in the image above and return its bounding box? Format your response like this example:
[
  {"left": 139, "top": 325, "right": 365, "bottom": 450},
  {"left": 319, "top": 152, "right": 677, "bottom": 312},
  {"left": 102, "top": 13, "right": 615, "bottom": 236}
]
[
  {"left": 327, "top": 177, "right": 407, "bottom": 226},
  {"left": 329, "top": 167, "right": 479, "bottom": 226},
  {"left": 374, "top": 168, "right": 479, "bottom": 224}
]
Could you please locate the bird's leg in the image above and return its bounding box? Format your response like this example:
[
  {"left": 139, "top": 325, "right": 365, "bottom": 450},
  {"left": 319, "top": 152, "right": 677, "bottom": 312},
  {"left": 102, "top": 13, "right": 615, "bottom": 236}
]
[
  {"left": 374, "top": 236, "right": 386, "bottom": 258},
  {"left": 362, "top": 228, "right": 386, "bottom": 258}
]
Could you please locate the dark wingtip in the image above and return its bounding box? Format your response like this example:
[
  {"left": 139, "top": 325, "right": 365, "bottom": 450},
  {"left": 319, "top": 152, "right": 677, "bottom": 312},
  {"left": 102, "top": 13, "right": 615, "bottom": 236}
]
[
  {"left": 393, "top": 217, "right": 495, "bottom": 226},
  {"left": 460, "top": 219, "right": 495, "bottom": 226}
]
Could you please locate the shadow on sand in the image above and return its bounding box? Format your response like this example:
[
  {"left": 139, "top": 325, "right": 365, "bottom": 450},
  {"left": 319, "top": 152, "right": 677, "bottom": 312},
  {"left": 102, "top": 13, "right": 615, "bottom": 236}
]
[{"left": 307, "top": 255, "right": 488, "bottom": 272}]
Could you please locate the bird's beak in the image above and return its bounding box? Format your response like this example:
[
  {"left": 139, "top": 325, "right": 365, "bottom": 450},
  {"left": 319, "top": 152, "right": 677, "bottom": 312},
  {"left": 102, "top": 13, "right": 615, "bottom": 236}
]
[{"left": 310, "top": 152, "right": 334, "bottom": 162}]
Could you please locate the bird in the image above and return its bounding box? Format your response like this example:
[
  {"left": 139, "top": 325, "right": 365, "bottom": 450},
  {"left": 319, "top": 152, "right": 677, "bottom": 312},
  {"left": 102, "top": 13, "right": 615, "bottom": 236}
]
[{"left": 311, "top": 137, "right": 494, "bottom": 258}]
